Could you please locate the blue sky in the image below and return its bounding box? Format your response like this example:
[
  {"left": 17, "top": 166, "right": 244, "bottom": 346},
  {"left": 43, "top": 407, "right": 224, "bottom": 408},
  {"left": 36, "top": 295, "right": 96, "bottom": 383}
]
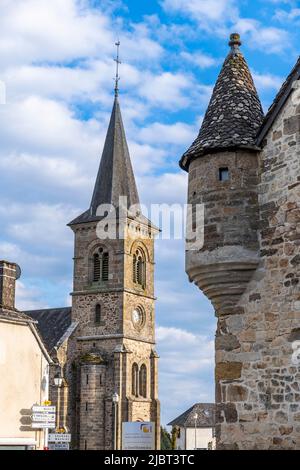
[{"left": 0, "top": 0, "right": 300, "bottom": 426}]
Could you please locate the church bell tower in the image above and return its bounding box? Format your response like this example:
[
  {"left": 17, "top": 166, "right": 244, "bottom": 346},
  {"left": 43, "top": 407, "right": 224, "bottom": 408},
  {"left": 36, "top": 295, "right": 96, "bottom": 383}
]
[{"left": 67, "top": 45, "right": 160, "bottom": 450}]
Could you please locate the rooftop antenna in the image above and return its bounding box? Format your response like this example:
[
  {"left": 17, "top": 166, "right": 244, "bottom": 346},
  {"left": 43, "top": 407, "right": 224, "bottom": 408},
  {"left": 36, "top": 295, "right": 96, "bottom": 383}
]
[{"left": 114, "top": 40, "right": 121, "bottom": 97}]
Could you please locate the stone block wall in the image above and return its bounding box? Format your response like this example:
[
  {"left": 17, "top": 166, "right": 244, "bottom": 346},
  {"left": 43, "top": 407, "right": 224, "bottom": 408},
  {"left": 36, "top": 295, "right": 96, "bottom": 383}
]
[
  {"left": 215, "top": 92, "right": 300, "bottom": 449},
  {"left": 187, "top": 150, "right": 260, "bottom": 316}
]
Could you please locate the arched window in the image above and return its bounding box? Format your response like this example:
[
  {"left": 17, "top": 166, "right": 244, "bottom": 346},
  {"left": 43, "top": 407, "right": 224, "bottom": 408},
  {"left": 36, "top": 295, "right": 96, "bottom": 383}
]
[
  {"left": 95, "top": 304, "right": 101, "bottom": 324},
  {"left": 133, "top": 248, "right": 145, "bottom": 288},
  {"left": 132, "top": 363, "right": 139, "bottom": 397},
  {"left": 102, "top": 252, "right": 109, "bottom": 281},
  {"left": 93, "top": 247, "right": 109, "bottom": 282},
  {"left": 93, "top": 253, "right": 100, "bottom": 281},
  {"left": 139, "top": 364, "right": 147, "bottom": 398},
  {"left": 133, "top": 254, "right": 137, "bottom": 283}
]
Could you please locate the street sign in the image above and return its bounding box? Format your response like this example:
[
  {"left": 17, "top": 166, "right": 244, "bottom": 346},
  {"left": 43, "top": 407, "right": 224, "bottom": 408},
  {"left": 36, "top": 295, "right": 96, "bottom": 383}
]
[
  {"left": 122, "top": 422, "right": 155, "bottom": 450},
  {"left": 32, "top": 413, "right": 56, "bottom": 422},
  {"left": 48, "top": 443, "right": 70, "bottom": 451},
  {"left": 32, "top": 405, "right": 56, "bottom": 413},
  {"left": 48, "top": 434, "right": 71, "bottom": 443},
  {"left": 32, "top": 422, "right": 56, "bottom": 429}
]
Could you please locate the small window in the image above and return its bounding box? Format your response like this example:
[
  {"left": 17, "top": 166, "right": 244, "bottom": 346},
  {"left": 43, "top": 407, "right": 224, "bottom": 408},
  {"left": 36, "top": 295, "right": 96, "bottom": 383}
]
[
  {"left": 219, "top": 167, "right": 229, "bottom": 182},
  {"left": 95, "top": 304, "right": 101, "bottom": 324},
  {"left": 92, "top": 248, "right": 109, "bottom": 282}
]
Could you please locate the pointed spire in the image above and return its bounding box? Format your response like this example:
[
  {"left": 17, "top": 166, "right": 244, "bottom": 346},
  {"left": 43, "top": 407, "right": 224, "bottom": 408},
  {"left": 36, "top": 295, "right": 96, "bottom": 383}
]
[
  {"left": 180, "top": 33, "right": 264, "bottom": 170},
  {"left": 89, "top": 96, "right": 140, "bottom": 215},
  {"left": 68, "top": 44, "right": 140, "bottom": 227}
]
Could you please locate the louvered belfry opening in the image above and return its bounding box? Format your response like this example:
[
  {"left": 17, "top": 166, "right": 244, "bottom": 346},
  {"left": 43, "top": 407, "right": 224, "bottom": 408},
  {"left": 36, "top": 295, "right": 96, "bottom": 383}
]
[
  {"left": 93, "top": 253, "right": 100, "bottom": 281},
  {"left": 133, "top": 248, "right": 145, "bottom": 288},
  {"left": 102, "top": 252, "right": 109, "bottom": 281},
  {"left": 93, "top": 248, "right": 109, "bottom": 282},
  {"left": 133, "top": 254, "right": 137, "bottom": 283}
]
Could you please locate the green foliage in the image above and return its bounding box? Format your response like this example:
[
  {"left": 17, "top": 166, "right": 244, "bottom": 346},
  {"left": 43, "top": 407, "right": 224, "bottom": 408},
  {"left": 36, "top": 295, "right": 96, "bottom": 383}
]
[{"left": 160, "top": 427, "right": 172, "bottom": 450}]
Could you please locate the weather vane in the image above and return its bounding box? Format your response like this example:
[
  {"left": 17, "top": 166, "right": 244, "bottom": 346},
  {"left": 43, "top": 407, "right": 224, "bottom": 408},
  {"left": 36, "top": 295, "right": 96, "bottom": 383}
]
[{"left": 114, "top": 40, "right": 121, "bottom": 97}]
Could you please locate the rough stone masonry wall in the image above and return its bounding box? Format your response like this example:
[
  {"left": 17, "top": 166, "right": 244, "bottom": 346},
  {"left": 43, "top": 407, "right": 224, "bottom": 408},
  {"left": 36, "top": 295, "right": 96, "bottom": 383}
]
[
  {"left": 0, "top": 261, "right": 17, "bottom": 310},
  {"left": 216, "top": 92, "right": 300, "bottom": 449}
]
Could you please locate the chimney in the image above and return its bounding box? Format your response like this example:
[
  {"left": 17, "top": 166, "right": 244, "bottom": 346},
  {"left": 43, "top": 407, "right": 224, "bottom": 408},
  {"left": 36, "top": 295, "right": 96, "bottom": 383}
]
[{"left": 0, "top": 260, "right": 19, "bottom": 311}]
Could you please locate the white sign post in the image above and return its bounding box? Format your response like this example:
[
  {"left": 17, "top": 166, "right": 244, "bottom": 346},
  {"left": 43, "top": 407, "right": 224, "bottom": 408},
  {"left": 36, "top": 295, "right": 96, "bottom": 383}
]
[
  {"left": 48, "top": 434, "right": 71, "bottom": 443},
  {"left": 31, "top": 403, "right": 57, "bottom": 450},
  {"left": 122, "top": 422, "right": 155, "bottom": 450},
  {"left": 32, "top": 422, "right": 56, "bottom": 429},
  {"left": 32, "top": 406, "right": 56, "bottom": 413},
  {"left": 48, "top": 443, "right": 70, "bottom": 451},
  {"left": 32, "top": 414, "right": 56, "bottom": 422}
]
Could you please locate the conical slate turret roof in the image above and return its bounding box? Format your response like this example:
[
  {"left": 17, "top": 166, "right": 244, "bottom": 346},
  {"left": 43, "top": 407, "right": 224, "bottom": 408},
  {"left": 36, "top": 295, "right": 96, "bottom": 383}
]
[
  {"left": 69, "top": 97, "right": 140, "bottom": 225},
  {"left": 180, "top": 34, "right": 264, "bottom": 171}
]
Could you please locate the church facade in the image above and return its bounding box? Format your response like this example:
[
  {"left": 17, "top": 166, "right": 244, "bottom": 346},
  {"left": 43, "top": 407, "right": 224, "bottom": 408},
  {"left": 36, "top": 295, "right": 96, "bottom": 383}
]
[
  {"left": 26, "top": 94, "right": 160, "bottom": 450},
  {"left": 181, "top": 33, "right": 300, "bottom": 450}
]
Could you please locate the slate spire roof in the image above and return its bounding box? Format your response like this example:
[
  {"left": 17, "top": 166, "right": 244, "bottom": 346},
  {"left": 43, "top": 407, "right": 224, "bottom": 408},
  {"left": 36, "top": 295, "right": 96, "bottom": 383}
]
[
  {"left": 180, "top": 33, "right": 264, "bottom": 171},
  {"left": 69, "top": 96, "right": 140, "bottom": 225}
]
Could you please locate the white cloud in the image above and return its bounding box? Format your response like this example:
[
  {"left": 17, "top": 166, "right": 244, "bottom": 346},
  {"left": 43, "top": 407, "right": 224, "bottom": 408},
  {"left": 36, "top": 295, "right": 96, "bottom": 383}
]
[
  {"left": 140, "top": 172, "right": 188, "bottom": 205},
  {"left": 161, "top": 0, "right": 290, "bottom": 55},
  {"left": 233, "top": 18, "right": 289, "bottom": 53},
  {"left": 274, "top": 7, "right": 300, "bottom": 22},
  {"left": 138, "top": 121, "right": 198, "bottom": 146},
  {"left": 161, "top": 0, "right": 239, "bottom": 25},
  {"left": 180, "top": 50, "right": 218, "bottom": 69},
  {"left": 157, "top": 325, "right": 215, "bottom": 423},
  {"left": 2, "top": 203, "right": 75, "bottom": 249},
  {"left": 16, "top": 281, "right": 48, "bottom": 311},
  {"left": 0, "top": 0, "right": 114, "bottom": 67},
  {"left": 0, "top": 241, "right": 60, "bottom": 277},
  {"left": 0, "top": 96, "right": 100, "bottom": 156},
  {"left": 252, "top": 71, "right": 283, "bottom": 92},
  {"left": 139, "top": 72, "right": 192, "bottom": 110}
]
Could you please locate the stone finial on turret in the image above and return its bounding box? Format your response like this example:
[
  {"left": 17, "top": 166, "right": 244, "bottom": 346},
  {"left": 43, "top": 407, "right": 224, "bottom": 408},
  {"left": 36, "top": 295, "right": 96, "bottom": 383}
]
[{"left": 228, "top": 33, "right": 242, "bottom": 47}]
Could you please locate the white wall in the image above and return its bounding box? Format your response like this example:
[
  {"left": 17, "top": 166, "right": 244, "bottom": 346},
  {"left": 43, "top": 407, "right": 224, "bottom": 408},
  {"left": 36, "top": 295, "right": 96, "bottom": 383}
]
[
  {"left": 176, "top": 427, "right": 214, "bottom": 450},
  {"left": 0, "top": 320, "right": 49, "bottom": 449}
]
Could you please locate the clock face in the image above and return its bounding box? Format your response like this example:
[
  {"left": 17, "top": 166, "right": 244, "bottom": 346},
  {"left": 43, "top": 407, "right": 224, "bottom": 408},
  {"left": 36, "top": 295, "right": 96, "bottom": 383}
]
[{"left": 132, "top": 308, "right": 144, "bottom": 329}]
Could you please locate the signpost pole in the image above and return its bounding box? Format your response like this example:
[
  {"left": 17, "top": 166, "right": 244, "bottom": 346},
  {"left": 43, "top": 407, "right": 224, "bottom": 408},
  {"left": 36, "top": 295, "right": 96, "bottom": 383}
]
[{"left": 44, "top": 428, "right": 49, "bottom": 450}]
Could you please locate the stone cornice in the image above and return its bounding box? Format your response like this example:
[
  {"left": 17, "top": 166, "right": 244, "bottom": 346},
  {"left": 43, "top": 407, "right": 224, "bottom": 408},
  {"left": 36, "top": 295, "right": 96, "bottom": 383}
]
[{"left": 76, "top": 333, "right": 155, "bottom": 345}]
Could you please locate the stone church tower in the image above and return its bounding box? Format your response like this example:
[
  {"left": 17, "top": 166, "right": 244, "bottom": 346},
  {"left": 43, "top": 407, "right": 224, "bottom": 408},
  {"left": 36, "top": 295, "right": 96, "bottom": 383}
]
[
  {"left": 25, "top": 51, "right": 160, "bottom": 449},
  {"left": 65, "top": 93, "right": 160, "bottom": 450},
  {"left": 181, "top": 33, "right": 300, "bottom": 449}
]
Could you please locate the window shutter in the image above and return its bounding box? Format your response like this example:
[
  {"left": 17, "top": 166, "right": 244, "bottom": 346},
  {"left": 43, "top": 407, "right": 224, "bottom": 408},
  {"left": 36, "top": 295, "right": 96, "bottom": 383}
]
[
  {"left": 93, "top": 254, "right": 100, "bottom": 281},
  {"left": 102, "top": 252, "right": 109, "bottom": 281}
]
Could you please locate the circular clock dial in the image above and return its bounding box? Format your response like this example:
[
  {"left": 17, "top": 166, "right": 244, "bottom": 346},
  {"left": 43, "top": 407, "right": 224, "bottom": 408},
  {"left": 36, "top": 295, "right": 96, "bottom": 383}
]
[{"left": 132, "top": 308, "right": 144, "bottom": 329}]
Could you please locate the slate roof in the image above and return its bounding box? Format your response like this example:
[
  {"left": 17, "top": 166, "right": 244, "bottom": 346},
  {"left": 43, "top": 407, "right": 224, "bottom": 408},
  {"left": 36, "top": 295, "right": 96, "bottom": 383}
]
[
  {"left": 69, "top": 96, "right": 140, "bottom": 226},
  {"left": 168, "top": 403, "right": 215, "bottom": 428},
  {"left": 25, "top": 307, "right": 72, "bottom": 352},
  {"left": 257, "top": 56, "right": 300, "bottom": 146},
  {"left": 180, "top": 34, "right": 264, "bottom": 171}
]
